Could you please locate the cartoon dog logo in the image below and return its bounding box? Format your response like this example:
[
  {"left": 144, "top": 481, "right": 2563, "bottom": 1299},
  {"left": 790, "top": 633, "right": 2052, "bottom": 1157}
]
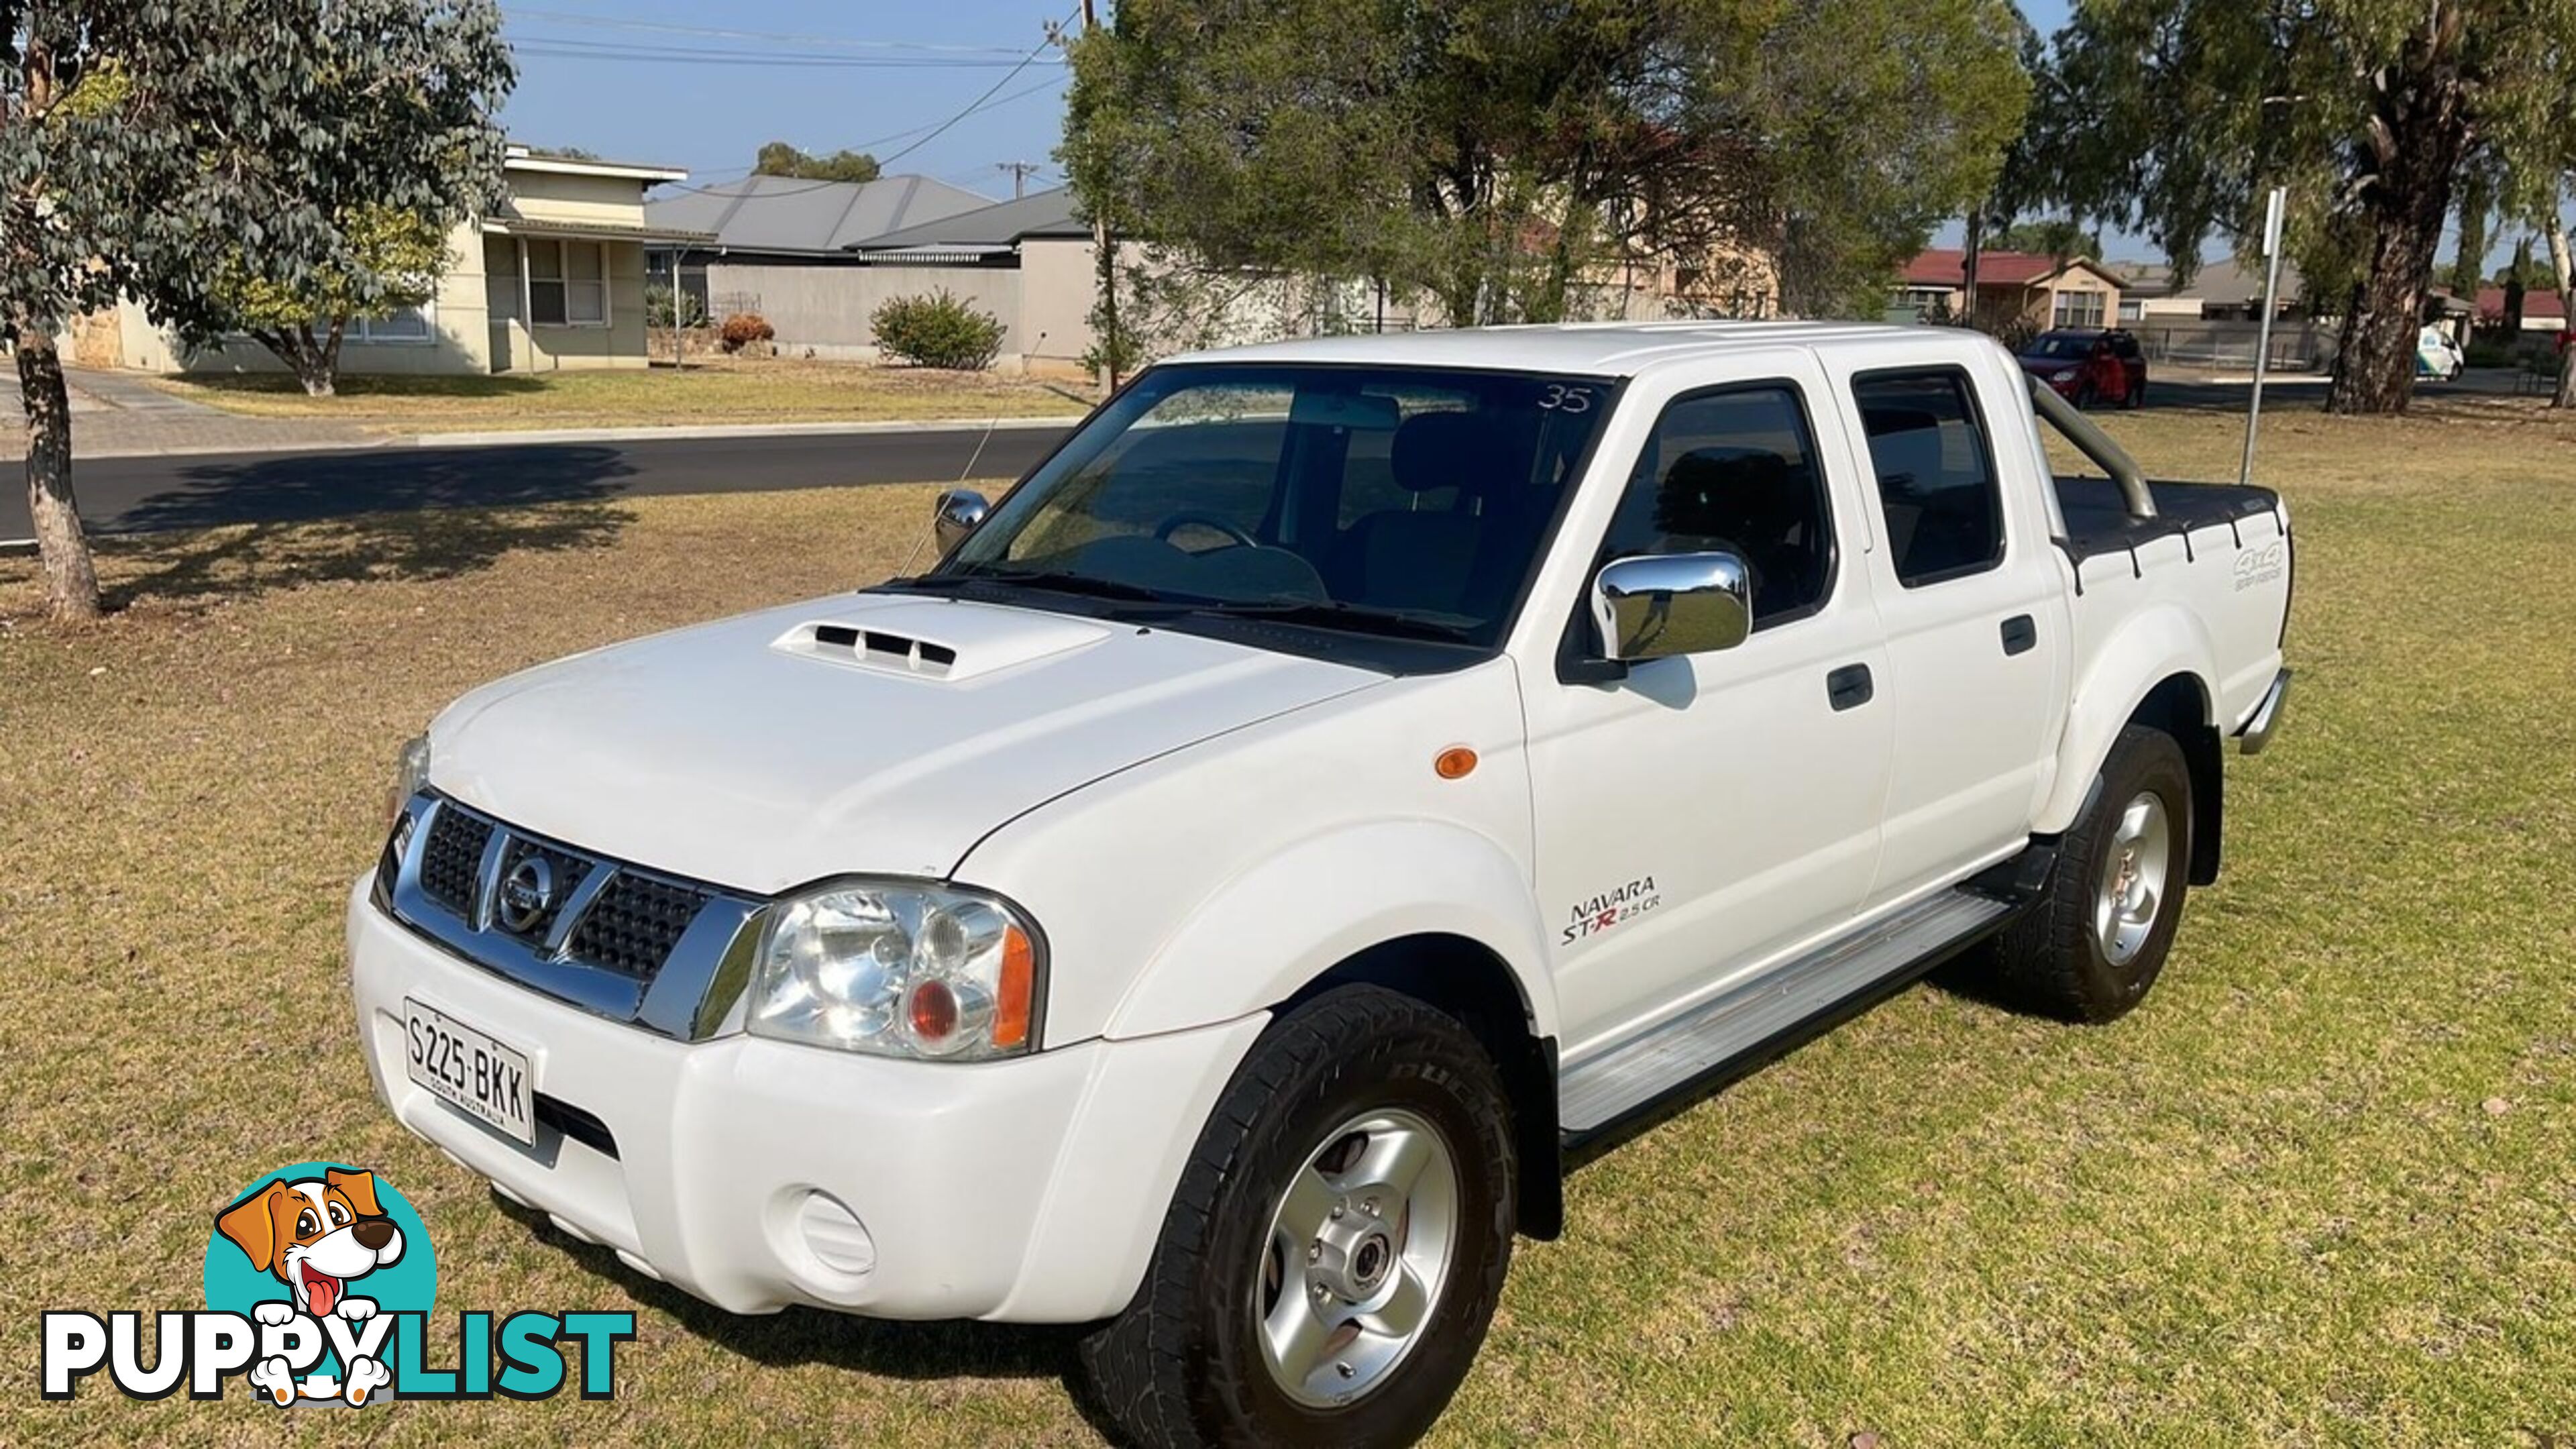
[{"left": 215, "top": 1167, "right": 405, "bottom": 1406}]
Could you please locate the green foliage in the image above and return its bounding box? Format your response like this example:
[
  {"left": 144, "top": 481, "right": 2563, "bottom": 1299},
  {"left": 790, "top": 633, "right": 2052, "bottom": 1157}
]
[
  {"left": 1061, "top": 0, "right": 2029, "bottom": 329},
  {"left": 753, "top": 142, "right": 882, "bottom": 184},
  {"left": 1992, "top": 219, "right": 2103, "bottom": 260},
  {"left": 870, "top": 290, "right": 1005, "bottom": 370},
  {"left": 646, "top": 283, "right": 704, "bottom": 329},
  {"left": 2027, "top": 0, "right": 2576, "bottom": 411},
  {"left": 213, "top": 205, "right": 447, "bottom": 333}
]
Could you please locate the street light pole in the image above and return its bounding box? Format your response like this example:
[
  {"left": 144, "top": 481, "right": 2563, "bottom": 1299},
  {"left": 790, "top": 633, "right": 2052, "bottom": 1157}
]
[{"left": 2240, "top": 186, "right": 2287, "bottom": 488}]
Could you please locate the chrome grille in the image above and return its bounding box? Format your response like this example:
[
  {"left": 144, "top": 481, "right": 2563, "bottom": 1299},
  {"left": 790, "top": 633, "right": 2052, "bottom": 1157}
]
[{"left": 380, "top": 792, "right": 763, "bottom": 1039}]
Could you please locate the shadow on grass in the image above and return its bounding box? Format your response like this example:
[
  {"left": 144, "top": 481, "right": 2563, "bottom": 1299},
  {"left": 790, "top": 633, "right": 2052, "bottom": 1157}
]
[
  {"left": 490, "top": 1194, "right": 1128, "bottom": 1443},
  {"left": 97, "top": 444, "right": 639, "bottom": 609},
  {"left": 172, "top": 372, "right": 557, "bottom": 402}
]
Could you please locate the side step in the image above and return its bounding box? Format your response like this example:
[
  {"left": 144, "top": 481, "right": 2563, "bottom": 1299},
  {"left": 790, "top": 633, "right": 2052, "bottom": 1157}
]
[{"left": 1557, "top": 883, "right": 2023, "bottom": 1136}]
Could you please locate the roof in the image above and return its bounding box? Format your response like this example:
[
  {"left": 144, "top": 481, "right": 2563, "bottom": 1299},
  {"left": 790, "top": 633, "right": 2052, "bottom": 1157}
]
[
  {"left": 642, "top": 174, "right": 994, "bottom": 256},
  {"left": 2476, "top": 285, "right": 2567, "bottom": 321},
  {"left": 844, "top": 186, "right": 1090, "bottom": 253},
  {"left": 483, "top": 216, "right": 718, "bottom": 246},
  {"left": 503, "top": 148, "right": 688, "bottom": 184},
  {"left": 2112, "top": 255, "right": 2303, "bottom": 304},
  {"left": 1163, "top": 319, "right": 1993, "bottom": 378},
  {"left": 1902, "top": 249, "right": 2116, "bottom": 288}
]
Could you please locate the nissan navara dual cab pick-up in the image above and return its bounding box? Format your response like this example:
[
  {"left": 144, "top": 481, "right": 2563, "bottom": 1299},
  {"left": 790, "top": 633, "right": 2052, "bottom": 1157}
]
[{"left": 352, "top": 322, "right": 2292, "bottom": 1448}]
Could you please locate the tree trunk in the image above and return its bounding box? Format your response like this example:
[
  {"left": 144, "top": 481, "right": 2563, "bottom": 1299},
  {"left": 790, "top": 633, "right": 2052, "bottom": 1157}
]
[
  {"left": 13, "top": 323, "right": 100, "bottom": 621},
  {"left": 2324, "top": 35, "right": 2473, "bottom": 416},
  {"left": 2546, "top": 213, "right": 2573, "bottom": 411}
]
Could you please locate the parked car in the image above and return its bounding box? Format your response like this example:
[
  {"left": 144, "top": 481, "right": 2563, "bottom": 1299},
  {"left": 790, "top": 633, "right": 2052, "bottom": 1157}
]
[
  {"left": 2416, "top": 324, "right": 2465, "bottom": 381},
  {"left": 2019, "top": 327, "right": 2147, "bottom": 407},
  {"left": 352, "top": 323, "right": 2292, "bottom": 1448}
]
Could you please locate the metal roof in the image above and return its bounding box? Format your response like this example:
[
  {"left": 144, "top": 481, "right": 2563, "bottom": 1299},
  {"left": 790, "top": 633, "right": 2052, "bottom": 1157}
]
[
  {"left": 843, "top": 186, "right": 1089, "bottom": 252},
  {"left": 643, "top": 174, "right": 995, "bottom": 257},
  {"left": 1163, "top": 320, "right": 1976, "bottom": 378}
]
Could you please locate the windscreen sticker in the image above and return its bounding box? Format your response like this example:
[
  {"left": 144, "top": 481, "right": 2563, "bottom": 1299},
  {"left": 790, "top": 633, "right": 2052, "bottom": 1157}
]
[{"left": 1562, "top": 875, "right": 1660, "bottom": 945}]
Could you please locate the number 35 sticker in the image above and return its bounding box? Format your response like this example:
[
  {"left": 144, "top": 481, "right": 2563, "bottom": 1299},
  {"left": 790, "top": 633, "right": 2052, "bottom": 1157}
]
[{"left": 1536, "top": 383, "right": 1594, "bottom": 412}]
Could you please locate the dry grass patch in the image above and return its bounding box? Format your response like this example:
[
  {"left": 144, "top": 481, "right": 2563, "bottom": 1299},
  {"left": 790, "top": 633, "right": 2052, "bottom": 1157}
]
[
  {"left": 151, "top": 357, "right": 1094, "bottom": 431},
  {"left": 3, "top": 399, "right": 2574, "bottom": 1446}
]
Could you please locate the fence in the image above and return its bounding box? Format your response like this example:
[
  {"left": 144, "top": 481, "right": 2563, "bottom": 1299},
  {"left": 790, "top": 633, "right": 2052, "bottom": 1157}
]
[{"left": 2131, "top": 319, "right": 2331, "bottom": 372}]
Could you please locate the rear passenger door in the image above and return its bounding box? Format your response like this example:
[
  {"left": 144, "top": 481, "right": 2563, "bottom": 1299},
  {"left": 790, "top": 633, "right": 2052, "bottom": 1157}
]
[{"left": 1837, "top": 365, "right": 2065, "bottom": 903}]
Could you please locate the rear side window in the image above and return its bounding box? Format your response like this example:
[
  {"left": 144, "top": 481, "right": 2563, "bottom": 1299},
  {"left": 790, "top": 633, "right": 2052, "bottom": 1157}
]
[
  {"left": 1600, "top": 383, "right": 1835, "bottom": 627},
  {"left": 1849, "top": 370, "right": 2005, "bottom": 586}
]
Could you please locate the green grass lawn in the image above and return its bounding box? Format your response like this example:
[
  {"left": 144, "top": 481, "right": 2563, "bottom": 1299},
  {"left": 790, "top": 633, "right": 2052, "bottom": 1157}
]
[
  {"left": 152, "top": 358, "right": 1095, "bottom": 431},
  {"left": 3, "top": 399, "right": 2573, "bottom": 1445}
]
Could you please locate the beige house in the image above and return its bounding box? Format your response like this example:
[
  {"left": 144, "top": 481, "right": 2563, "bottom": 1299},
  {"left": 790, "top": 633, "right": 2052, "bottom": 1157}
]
[
  {"left": 1896, "top": 250, "right": 2125, "bottom": 331},
  {"left": 83, "top": 146, "right": 713, "bottom": 377}
]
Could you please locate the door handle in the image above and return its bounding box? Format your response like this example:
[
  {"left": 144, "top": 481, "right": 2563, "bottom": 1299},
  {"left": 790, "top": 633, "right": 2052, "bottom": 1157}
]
[
  {"left": 2000, "top": 614, "right": 2037, "bottom": 655},
  {"left": 1825, "top": 663, "right": 1874, "bottom": 712}
]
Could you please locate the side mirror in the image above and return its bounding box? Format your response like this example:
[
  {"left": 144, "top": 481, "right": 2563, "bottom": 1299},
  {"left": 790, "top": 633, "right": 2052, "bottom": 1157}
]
[
  {"left": 932, "top": 488, "right": 989, "bottom": 555},
  {"left": 1591, "top": 551, "right": 1752, "bottom": 663}
]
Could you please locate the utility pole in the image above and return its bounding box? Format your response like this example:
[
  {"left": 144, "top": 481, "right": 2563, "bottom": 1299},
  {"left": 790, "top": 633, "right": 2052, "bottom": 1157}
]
[{"left": 996, "top": 161, "right": 1043, "bottom": 199}]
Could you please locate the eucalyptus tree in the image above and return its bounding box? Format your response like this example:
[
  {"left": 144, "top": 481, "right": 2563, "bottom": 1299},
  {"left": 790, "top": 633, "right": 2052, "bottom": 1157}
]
[
  {"left": 1061, "top": 0, "right": 2028, "bottom": 335},
  {"left": 2034, "top": 0, "right": 2576, "bottom": 414},
  {"left": 2, "top": 0, "right": 511, "bottom": 620}
]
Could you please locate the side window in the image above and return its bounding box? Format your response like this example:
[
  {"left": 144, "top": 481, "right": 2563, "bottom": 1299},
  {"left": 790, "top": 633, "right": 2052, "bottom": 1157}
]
[
  {"left": 1599, "top": 383, "right": 1835, "bottom": 627},
  {"left": 1850, "top": 370, "right": 2006, "bottom": 587}
]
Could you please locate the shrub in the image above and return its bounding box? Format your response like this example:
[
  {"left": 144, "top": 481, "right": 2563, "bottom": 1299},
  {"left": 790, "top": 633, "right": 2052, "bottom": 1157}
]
[
  {"left": 871, "top": 289, "right": 1005, "bottom": 370},
  {"left": 647, "top": 284, "right": 704, "bottom": 329},
  {"left": 718, "top": 311, "right": 774, "bottom": 353}
]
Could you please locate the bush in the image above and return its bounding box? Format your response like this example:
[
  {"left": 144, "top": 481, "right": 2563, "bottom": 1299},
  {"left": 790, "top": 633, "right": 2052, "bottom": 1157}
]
[
  {"left": 871, "top": 289, "right": 1005, "bottom": 370},
  {"left": 718, "top": 311, "right": 774, "bottom": 353},
  {"left": 647, "top": 284, "right": 704, "bottom": 329}
]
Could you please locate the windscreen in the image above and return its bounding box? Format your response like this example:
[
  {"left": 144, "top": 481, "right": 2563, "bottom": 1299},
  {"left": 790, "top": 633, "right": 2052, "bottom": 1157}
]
[{"left": 941, "top": 364, "right": 1615, "bottom": 648}]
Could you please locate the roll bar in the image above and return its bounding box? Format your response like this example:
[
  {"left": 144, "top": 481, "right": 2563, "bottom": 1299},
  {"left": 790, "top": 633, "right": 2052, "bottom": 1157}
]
[{"left": 2028, "top": 376, "right": 2156, "bottom": 520}]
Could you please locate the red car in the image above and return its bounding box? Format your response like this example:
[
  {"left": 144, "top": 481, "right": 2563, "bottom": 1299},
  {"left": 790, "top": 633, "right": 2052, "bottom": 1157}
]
[{"left": 2019, "top": 327, "right": 2147, "bottom": 408}]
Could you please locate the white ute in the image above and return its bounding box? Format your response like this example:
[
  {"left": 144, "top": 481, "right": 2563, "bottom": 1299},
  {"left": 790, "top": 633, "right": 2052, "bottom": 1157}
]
[{"left": 350, "top": 322, "right": 2292, "bottom": 1446}]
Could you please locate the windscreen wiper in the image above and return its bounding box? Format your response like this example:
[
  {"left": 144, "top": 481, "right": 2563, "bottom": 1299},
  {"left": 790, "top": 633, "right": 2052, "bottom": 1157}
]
[
  {"left": 1189, "top": 598, "right": 1476, "bottom": 644},
  {"left": 889, "top": 568, "right": 1175, "bottom": 604}
]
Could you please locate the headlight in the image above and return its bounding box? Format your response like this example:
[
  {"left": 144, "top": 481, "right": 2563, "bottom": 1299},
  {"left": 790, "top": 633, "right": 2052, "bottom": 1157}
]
[
  {"left": 2050, "top": 369, "right": 2078, "bottom": 383},
  {"left": 749, "top": 879, "right": 1042, "bottom": 1061},
  {"left": 388, "top": 733, "right": 431, "bottom": 824}
]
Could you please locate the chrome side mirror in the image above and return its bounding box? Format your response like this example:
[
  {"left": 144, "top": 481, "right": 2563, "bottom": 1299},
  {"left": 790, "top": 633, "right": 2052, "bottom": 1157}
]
[
  {"left": 1591, "top": 551, "right": 1752, "bottom": 663},
  {"left": 932, "top": 488, "right": 989, "bottom": 555}
]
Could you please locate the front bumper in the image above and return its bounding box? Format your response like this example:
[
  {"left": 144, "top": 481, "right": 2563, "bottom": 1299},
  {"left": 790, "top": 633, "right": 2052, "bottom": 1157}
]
[{"left": 347, "top": 877, "right": 1265, "bottom": 1322}]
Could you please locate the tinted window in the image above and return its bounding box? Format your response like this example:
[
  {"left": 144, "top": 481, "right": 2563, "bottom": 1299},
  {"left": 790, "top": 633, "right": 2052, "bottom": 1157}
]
[
  {"left": 945, "top": 364, "right": 1611, "bottom": 647},
  {"left": 1599, "top": 384, "right": 1835, "bottom": 626},
  {"left": 1851, "top": 370, "right": 2006, "bottom": 586}
]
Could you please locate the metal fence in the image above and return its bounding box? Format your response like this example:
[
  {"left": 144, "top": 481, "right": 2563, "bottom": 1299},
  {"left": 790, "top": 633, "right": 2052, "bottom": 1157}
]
[{"left": 2131, "top": 319, "right": 2331, "bottom": 372}]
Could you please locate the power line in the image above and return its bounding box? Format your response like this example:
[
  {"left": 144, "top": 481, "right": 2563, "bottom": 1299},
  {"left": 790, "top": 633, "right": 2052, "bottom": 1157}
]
[
  {"left": 511, "top": 39, "right": 1067, "bottom": 69},
  {"left": 871, "top": 14, "right": 1076, "bottom": 169},
  {"left": 504, "top": 7, "right": 1046, "bottom": 57},
  {"left": 647, "top": 72, "right": 1072, "bottom": 200}
]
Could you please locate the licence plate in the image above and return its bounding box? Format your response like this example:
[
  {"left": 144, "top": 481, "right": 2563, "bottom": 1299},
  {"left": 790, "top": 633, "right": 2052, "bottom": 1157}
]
[{"left": 403, "top": 1000, "right": 536, "bottom": 1146}]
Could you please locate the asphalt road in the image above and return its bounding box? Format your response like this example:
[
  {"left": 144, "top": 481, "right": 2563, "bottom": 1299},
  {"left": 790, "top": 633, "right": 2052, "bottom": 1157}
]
[{"left": 0, "top": 425, "right": 1075, "bottom": 541}]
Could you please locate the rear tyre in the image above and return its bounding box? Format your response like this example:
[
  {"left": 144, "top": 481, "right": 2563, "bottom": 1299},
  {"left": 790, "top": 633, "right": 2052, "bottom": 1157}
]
[
  {"left": 1077, "top": 985, "right": 1517, "bottom": 1448},
  {"left": 1988, "top": 724, "right": 2194, "bottom": 1022}
]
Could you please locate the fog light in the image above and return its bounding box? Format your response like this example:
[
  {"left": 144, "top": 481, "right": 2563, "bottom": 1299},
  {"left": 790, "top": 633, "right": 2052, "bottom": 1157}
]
[{"left": 796, "top": 1190, "right": 877, "bottom": 1277}]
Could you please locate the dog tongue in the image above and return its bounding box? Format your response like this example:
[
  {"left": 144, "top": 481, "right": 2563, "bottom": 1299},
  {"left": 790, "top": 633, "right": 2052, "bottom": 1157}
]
[{"left": 307, "top": 1273, "right": 339, "bottom": 1316}]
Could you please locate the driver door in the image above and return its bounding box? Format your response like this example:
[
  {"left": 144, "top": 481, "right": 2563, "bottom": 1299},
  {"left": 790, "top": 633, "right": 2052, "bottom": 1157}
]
[{"left": 1521, "top": 360, "right": 1893, "bottom": 1056}]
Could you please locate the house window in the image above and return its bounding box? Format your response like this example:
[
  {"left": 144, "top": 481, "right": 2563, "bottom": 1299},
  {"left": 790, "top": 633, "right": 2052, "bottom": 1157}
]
[
  {"left": 349, "top": 304, "right": 434, "bottom": 345},
  {"left": 2053, "top": 289, "right": 2105, "bottom": 329},
  {"left": 526, "top": 239, "right": 609, "bottom": 327}
]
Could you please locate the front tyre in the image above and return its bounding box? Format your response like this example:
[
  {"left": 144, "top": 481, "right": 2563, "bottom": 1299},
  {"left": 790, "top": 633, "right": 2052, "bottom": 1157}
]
[
  {"left": 1988, "top": 724, "right": 2194, "bottom": 1022},
  {"left": 1078, "top": 986, "right": 1516, "bottom": 1448}
]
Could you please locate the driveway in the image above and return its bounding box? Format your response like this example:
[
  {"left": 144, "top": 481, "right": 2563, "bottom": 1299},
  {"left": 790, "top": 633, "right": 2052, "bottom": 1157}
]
[{"left": 0, "top": 367, "right": 382, "bottom": 462}]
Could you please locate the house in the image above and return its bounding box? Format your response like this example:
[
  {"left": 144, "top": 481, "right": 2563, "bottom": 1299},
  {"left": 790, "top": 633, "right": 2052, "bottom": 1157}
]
[
  {"left": 87, "top": 145, "right": 714, "bottom": 376},
  {"left": 649, "top": 184, "right": 1102, "bottom": 371},
  {"left": 1896, "top": 250, "right": 2125, "bottom": 331},
  {"left": 640, "top": 174, "right": 994, "bottom": 315},
  {"left": 2475, "top": 286, "right": 2568, "bottom": 335},
  {"left": 2112, "top": 256, "right": 2304, "bottom": 322}
]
